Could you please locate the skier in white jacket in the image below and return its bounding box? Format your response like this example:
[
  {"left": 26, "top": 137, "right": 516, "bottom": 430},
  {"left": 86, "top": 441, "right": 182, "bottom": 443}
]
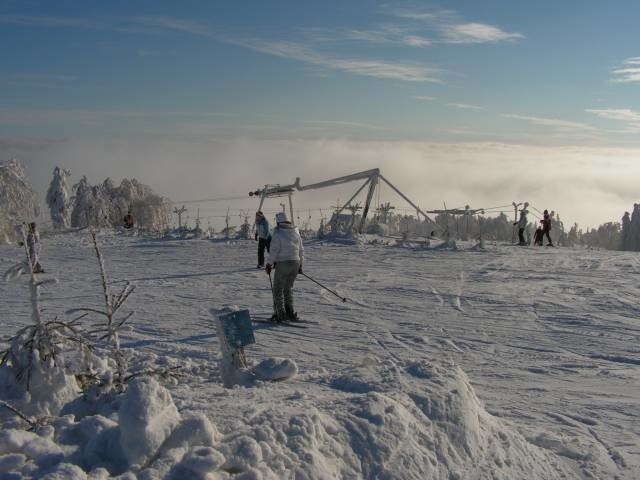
[{"left": 266, "top": 212, "right": 304, "bottom": 322}]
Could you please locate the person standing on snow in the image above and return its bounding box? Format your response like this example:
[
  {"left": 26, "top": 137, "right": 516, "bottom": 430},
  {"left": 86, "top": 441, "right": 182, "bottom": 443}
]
[
  {"left": 26, "top": 222, "right": 44, "bottom": 273},
  {"left": 254, "top": 211, "right": 272, "bottom": 268},
  {"left": 541, "top": 209, "right": 553, "bottom": 246},
  {"left": 265, "top": 212, "right": 304, "bottom": 322},
  {"left": 123, "top": 210, "right": 134, "bottom": 229},
  {"left": 514, "top": 209, "right": 528, "bottom": 245}
]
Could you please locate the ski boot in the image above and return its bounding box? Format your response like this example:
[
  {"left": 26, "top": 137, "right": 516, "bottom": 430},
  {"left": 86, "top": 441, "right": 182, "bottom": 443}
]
[{"left": 285, "top": 306, "right": 301, "bottom": 322}]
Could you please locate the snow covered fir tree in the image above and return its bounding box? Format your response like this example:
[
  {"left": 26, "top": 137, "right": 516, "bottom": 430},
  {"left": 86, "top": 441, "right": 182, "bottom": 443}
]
[
  {"left": 70, "top": 176, "right": 171, "bottom": 230},
  {"left": 45, "top": 166, "right": 71, "bottom": 230},
  {"left": 0, "top": 158, "right": 40, "bottom": 244}
]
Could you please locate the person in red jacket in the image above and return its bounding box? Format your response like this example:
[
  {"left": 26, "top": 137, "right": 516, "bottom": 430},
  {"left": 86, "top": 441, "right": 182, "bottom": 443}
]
[{"left": 123, "top": 210, "right": 134, "bottom": 229}]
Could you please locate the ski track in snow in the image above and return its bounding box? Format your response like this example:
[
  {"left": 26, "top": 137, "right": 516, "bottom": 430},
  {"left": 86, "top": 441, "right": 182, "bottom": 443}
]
[{"left": 1, "top": 233, "right": 640, "bottom": 478}]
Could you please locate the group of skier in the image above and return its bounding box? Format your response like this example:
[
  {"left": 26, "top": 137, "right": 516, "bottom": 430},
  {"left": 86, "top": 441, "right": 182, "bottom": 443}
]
[
  {"left": 254, "top": 210, "right": 304, "bottom": 323},
  {"left": 515, "top": 208, "right": 554, "bottom": 247}
]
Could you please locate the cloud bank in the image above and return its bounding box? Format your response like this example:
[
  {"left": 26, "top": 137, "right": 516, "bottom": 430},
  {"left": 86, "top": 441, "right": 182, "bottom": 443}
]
[{"left": 4, "top": 136, "right": 639, "bottom": 229}]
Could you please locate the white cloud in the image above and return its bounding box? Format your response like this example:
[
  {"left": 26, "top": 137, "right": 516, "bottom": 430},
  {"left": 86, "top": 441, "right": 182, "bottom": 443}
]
[
  {"left": 128, "top": 16, "right": 213, "bottom": 37},
  {"left": 1, "top": 14, "right": 442, "bottom": 82},
  {"left": 502, "top": 114, "right": 597, "bottom": 131},
  {"left": 384, "top": 8, "right": 523, "bottom": 45},
  {"left": 385, "top": 7, "right": 455, "bottom": 23},
  {"left": 0, "top": 14, "right": 93, "bottom": 28},
  {"left": 300, "top": 26, "right": 432, "bottom": 49},
  {"left": 303, "top": 120, "right": 387, "bottom": 131},
  {"left": 439, "top": 127, "right": 487, "bottom": 136},
  {"left": 586, "top": 108, "right": 640, "bottom": 122},
  {"left": 402, "top": 35, "right": 432, "bottom": 47},
  {"left": 414, "top": 96, "right": 437, "bottom": 101},
  {"left": 443, "top": 23, "right": 524, "bottom": 44},
  {"left": 611, "top": 57, "right": 640, "bottom": 83},
  {"left": 447, "top": 103, "right": 483, "bottom": 110},
  {"left": 236, "top": 39, "right": 443, "bottom": 82}
]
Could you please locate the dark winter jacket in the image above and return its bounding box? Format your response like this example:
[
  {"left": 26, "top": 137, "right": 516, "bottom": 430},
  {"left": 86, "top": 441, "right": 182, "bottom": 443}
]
[{"left": 256, "top": 217, "right": 271, "bottom": 239}]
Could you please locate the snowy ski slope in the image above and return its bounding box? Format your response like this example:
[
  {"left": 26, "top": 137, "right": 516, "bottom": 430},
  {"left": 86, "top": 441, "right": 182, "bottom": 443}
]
[{"left": 1, "top": 232, "right": 639, "bottom": 479}]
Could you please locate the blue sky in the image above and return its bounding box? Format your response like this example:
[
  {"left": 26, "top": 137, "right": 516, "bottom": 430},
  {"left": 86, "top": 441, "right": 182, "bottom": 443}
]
[{"left": 1, "top": 1, "right": 640, "bottom": 227}]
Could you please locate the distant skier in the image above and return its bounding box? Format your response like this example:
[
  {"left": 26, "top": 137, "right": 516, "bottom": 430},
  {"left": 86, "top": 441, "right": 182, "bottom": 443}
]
[
  {"left": 254, "top": 211, "right": 271, "bottom": 268},
  {"left": 123, "top": 210, "right": 134, "bottom": 229},
  {"left": 541, "top": 209, "right": 553, "bottom": 246},
  {"left": 265, "top": 212, "right": 304, "bottom": 322},
  {"left": 26, "top": 222, "right": 44, "bottom": 273},
  {"left": 514, "top": 209, "right": 528, "bottom": 245},
  {"left": 533, "top": 227, "right": 544, "bottom": 246}
]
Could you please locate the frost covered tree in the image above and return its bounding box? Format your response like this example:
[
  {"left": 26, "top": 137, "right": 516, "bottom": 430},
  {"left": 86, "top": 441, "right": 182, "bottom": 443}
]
[
  {"left": 630, "top": 203, "right": 640, "bottom": 252},
  {"left": 45, "top": 166, "right": 71, "bottom": 229},
  {"left": 621, "top": 211, "right": 631, "bottom": 250},
  {"left": 0, "top": 158, "right": 40, "bottom": 244},
  {"left": 70, "top": 176, "right": 171, "bottom": 230}
]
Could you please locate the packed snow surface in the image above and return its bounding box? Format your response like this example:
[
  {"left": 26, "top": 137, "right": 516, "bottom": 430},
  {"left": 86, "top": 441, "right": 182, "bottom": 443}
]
[{"left": 1, "top": 232, "right": 639, "bottom": 479}]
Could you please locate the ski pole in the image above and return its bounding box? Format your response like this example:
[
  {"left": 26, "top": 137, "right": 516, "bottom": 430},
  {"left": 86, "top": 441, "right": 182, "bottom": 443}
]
[{"left": 300, "top": 272, "right": 347, "bottom": 302}]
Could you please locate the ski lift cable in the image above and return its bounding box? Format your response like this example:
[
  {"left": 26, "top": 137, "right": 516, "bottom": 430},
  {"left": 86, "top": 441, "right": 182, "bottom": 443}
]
[
  {"left": 529, "top": 204, "right": 544, "bottom": 216},
  {"left": 170, "top": 194, "right": 249, "bottom": 205}
]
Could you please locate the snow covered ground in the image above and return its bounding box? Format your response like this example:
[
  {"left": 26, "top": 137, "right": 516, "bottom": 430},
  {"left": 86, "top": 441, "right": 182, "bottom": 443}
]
[{"left": 1, "top": 231, "right": 639, "bottom": 479}]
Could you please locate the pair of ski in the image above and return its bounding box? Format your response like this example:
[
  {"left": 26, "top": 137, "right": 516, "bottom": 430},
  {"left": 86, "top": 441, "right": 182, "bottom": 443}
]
[{"left": 251, "top": 316, "right": 317, "bottom": 329}]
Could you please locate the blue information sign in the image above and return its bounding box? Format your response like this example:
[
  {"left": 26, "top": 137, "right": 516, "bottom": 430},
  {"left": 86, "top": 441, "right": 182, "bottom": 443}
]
[{"left": 219, "top": 309, "right": 255, "bottom": 348}]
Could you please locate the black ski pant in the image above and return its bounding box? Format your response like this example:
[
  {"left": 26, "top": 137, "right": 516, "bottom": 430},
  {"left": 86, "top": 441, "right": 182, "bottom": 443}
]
[
  {"left": 543, "top": 229, "right": 552, "bottom": 245},
  {"left": 258, "top": 237, "right": 271, "bottom": 266},
  {"left": 518, "top": 228, "right": 525, "bottom": 245}
]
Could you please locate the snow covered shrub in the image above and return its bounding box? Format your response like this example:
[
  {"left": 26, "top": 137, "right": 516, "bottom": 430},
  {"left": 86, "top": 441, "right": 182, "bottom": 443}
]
[
  {"left": 67, "top": 232, "right": 135, "bottom": 392},
  {"left": 67, "top": 232, "right": 181, "bottom": 395},
  {"left": 1, "top": 229, "right": 84, "bottom": 418},
  {"left": 45, "top": 167, "right": 71, "bottom": 230},
  {"left": 0, "top": 158, "right": 40, "bottom": 244},
  {"left": 70, "top": 177, "right": 170, "bottom": 230}
]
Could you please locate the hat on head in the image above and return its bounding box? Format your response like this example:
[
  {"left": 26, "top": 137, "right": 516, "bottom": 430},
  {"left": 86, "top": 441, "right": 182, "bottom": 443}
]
[{"left": 275, "top": 212, "right": 288, "bottom": 224}]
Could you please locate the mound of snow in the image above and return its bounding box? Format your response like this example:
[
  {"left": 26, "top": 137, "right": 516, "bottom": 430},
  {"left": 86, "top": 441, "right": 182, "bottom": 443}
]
[
  {"left": 118, "top": 377, "right": 180, "bottom": 468},
  {"left": 195, "top": 358, "right": 575, "bottom": 479},
  {"left": 0, "top": 353, "right": 80, "bottom": 417},
  {"left": 252, "top": 357, "right": 298, "bottom": 381}
]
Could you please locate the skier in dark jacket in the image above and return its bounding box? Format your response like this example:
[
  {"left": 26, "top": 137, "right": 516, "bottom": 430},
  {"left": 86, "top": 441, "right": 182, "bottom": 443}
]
[
  {"left": 254, "top": 211, "right": 271, "bottom": 268},
  {"left": 541, "top": 210, "right": 553, "bottom": 246}
]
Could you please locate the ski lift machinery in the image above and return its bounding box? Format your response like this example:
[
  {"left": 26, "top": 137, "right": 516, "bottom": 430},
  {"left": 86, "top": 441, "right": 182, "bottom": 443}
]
[{"left": 249, "top": 168, "right": 432, "bottom": 233}]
